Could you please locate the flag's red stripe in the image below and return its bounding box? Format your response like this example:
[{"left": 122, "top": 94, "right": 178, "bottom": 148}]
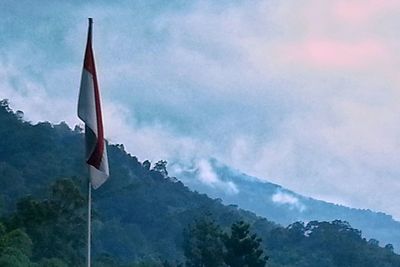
[
  {"left": 84, "top": 31, "right": 104, "bottom": 169},
  {"left": 84, "top": 35, "right": 95, "bottom": 75}
]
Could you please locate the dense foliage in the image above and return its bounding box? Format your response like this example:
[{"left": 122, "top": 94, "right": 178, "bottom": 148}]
[
  {"left": 223, "top": 221, "right": 268, "bottom": 267},
  {"left": 183, "top": 218, "right": 268, "bottom": 267},
  {"left": 0, "top": 99, "right": 400, "bottom": 266},
  {"left": 183, "top": 217, "right": 225, "bottom": 267},
  {"left": 178, "top": 158, "right": 400, "bottom": 253}
]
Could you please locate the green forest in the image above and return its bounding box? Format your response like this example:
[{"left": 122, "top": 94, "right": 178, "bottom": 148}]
[{"left": 0, "top": 99, "right": 399, "bottom": 267}]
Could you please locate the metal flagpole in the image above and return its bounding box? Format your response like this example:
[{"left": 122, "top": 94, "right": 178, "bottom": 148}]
[
  {"left": 87, "top": 179, "right": 92, "bottom": 267},
  {"left": 87, "top": 18, "right": 93, "bottom": 267},
  {"left": 80, "top": 17, "right": 109, "bottom": 266}
]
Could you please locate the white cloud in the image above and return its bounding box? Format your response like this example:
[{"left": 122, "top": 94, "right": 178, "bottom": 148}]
[
  {"left": 272, "top": 190, "right": 306, "bottom": 212},
  {"left": 196, "top": 159, "right": 239, "bottom": 195},
  {"left": 103, "top": 102, "right": 214, "bottom": 163},
  {"left": 0, "top": 61, "right": 76, "bottom": 125}
]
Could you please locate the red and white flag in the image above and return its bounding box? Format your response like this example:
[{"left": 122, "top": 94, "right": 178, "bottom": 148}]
[{"left": 78, "top": 19, "right": 109, "bottom": 189}]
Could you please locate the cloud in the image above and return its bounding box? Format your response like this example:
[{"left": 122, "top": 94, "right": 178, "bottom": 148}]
[
  {"left": 0, "top": 0, "right": 399, "bottom": 220},
  {"left": 102, "top": 102, "right": 215, "bottom": 163},
  {"left": 281, "top": 39, "right": 388, "bottom": 69},
  {"left": 333, "top": 0, "right": 400, "bottom": 25},
  {"left": 272, "top": 190, "right": 306, "bottom": 212},
  {"left": 0, "top": 60, "right": 77, "bottom": 125},
  {"left": 196, "top": 159, "right": 239, "bottom": 195}
]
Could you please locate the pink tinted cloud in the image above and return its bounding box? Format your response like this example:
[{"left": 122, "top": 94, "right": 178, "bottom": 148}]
[
  {"left": 333, "top": 0, "right": 399, "bottom": 24},
  {"left": 282, "top": 39, "right": 388, "bottom": 69}
]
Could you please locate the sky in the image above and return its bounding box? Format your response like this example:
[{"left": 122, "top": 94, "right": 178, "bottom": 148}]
[{"left": 1, "top": 0, "right": 400, "bottom": 219}]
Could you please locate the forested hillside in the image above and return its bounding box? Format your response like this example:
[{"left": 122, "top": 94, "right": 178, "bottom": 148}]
[
  {"left": 176, "top": 159, "right": 400, "bottom": 252},
  {"left": 0, "top": 99, "right": 399, "bottom": 267}
]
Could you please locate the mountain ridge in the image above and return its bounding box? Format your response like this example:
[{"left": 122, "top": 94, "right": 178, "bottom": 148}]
[{"left": 172, "top": 158, "right": 400, "bottom": 252}]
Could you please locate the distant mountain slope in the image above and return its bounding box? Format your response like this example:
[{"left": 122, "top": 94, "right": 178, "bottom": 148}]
[
  {"left": 172, "top": 158, "right": 400, "bottom": 252},
  {"left": 1, "top": 99, "right": 400, "bottom": 267}
]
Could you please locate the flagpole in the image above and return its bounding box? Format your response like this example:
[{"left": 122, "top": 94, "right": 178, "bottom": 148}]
[
  {"left": 79, "top": 16, "right": 109, "bottom": 266},
  {"left": 87, "top": 17, "right": 93, "bottom": 267},
  {"left": 87, "top": 179, "right": 92, "bottom": 267}
]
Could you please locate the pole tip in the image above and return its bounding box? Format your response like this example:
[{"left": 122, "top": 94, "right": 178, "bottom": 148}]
[{"left": 88, "top": 18, "right": 93, "bottom": 24}]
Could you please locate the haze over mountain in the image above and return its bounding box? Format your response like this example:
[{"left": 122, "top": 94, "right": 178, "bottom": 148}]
[{"left": 171, "top": 159, "right": 400, "bottom": 253}]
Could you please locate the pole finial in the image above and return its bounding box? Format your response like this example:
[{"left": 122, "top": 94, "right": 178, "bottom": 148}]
[{"left": 87, "top": 18, "right": 93, "bottom": 43}]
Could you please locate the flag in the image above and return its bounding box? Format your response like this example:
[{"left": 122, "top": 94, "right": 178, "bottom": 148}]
[{"left": 78, "top": 18, "right": 109, "bottom": 189}]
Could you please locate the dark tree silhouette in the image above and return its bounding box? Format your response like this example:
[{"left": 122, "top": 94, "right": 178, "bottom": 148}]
[
  {"left": 152, "top": 160, "right": 168, "bottom": 178},
  {"left": 223, "top": 221, "right": 268, "bottom": 267},
  {"left": 183, "top": 217, "right": 225, "bottom": 267}
]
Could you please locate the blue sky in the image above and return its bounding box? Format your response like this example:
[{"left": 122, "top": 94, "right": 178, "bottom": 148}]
[{"left": 1, "top": 0, "right": 400, "bottom": 220}]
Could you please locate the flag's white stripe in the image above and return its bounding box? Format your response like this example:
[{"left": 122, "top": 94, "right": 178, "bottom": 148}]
[
  {"left": 90, "top": 141, "right": 109, "bottom": 189},
  {"left": 100, "top": 141, "right": 109, "bottom": 175},
  {"left": 78, "top": 69, "right": 98, "bottom": 135}
]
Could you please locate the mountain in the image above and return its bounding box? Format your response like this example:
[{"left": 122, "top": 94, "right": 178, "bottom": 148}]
[
  {"left": 0, "top": 100, "right": 276, "bottom": 263},
  {"left": 0, "top": 99, "right": 400, "bottom": 267},
  {"left": 171, "top": 158, "right": 400, "bottom": 252}
]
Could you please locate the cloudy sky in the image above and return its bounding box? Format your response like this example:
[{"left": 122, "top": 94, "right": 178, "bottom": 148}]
[{"left": 1, "top": 0, "right": 400, "bottom": 219}]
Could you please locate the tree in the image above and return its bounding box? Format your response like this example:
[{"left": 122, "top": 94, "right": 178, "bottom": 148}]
[
  {"left": 223, "top": 221, "right": 268, "bottom": 267},
  {"left": 162, "top": 260, "right": 183, "bottom": 267},
  {"left": 304, "top": 220, "right": 361, "bottom": 267},
  {"left": 0, "top": 247, "right": 32, "bottom": 267},
  {"left": 0, "top": 99, "right": 11, "bottom": 112},
  {"left": 37, "top": 258, "right": 68, "bottom": 267},
  {"left": 384, "top": 244, "right": 394, "bottom": 253},
  {"left": 0, "top": 229, "right": 32, "bottom": 257},
  {"left": 142, "top": 160, "right": 151, "bottom": 170},
  {"left": 0, "top": 223, "right": 33, "bottom": 267},
  {"left": 183, "top": 217, "right": 225, "bottom": 267},
  {"left": 7, "top": 179, "right": 86, "bottom": 265},
  {"left": 152, "top": 160, "right": 168, "bottom": 178},
  {"left": 368, "top": 239, "right": 380, "bottom": 247}
]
